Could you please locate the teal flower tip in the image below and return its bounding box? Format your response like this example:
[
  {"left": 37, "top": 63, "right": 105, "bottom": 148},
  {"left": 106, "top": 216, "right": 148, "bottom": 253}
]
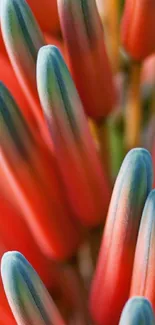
[
  {"left": 38, "top": 45, "right": 61, "bottom": 58},
  {"left": 144, "top": 188, "right": 155, "bottom": 205},
  {"left": 37, "top": 45, "right": 64, "bottom": 77},
  {"left": 1, "top": 0, "right": 45, "bottom": 60},
  {"left": 2, "top": 250, "right": 25, "bottom": 263},
  {"left": 1, "top": 251, "right": 22, "bottom": 277},
  {"left": 1, "top": 250, "right": 47, "bottom": 321},
  {"left": 1, "top": 251, "right": 33, "bottom": 309},
  {"left": 37, "top": 45, "right": 63, "bottom": 79},
  {"left": 125, "top": 147, "right": 152, "bottom": 162},
  {"left": 119, "top": 147, "right": 153, "bottom": 190},
  {"left": 1, "top": 251, "right": 65, "bottom": 324},
  {"left": 140, "top": 188, "right": 155, "bottom": 221},
  {"left": 138, "top": 188, "right": 155, "bottom": 239},
  {"left": 37, "top": 43, "right": 83, "bottom": 141},
  {"left": 1, "top": 250, "right": 19, "bottom": 262},
  {"left": 118, "top": 147, "right": 153, "bottom": 180},
  {"left": 37, "top": 43, "right": 72, "bottom": 112},
  {"left": 1, "top": 251, "right": 31, "bottom": 278},
  {"left": 119, "top": 297, "right": 155, "bottom": 324}
]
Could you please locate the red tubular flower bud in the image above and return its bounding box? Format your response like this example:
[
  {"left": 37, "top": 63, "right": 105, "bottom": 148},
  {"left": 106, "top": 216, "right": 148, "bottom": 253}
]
[
  {"left": 58, "top": 0, "right": 117, "bottom": 119},
  {"left": 89, "top": 148, "right": 153, "bottom": 325},
  {"left": 1, "top": 252, "right": 67, "bottom": 325},
  {"left": 0, "top": 82, "right": 81, "bottom": 260},
  {"left": 130, "top": 189, "right": 155, "bottom": 311},
  {"left": 37, "top": 45, "right": 111, "bottom": 227},
  {"left": 121, "top": 0, "right": 155, "bottom": 61},
  {"left": 0, "top": 0, "right": 60, "bottom": 146}
]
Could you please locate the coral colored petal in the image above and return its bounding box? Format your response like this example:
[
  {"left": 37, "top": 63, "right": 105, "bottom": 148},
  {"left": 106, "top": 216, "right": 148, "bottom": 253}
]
[
  {"left": 90, "top": 148, "right": 153, "bottom": 325},
  {"left": 121, "top": 0, "right": 155, "bottom": 60},
  {"left": 1, "top": 252, "right": 66, "bottom": 325},
  {"left": 37, "top": 45, "right": 111, "bottom": 227},
  {"left": 130, "top": 190, "right": 155, "bottom": 311},
  {"left": 0, "top": 83, "right": 81, "bottom": 260},
  {"left": 58, "top": 0, "right": 116, "bottom": 119}
]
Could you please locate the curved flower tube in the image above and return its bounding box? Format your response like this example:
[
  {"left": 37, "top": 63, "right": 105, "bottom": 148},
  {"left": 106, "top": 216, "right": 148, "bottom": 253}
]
[
  {"left": 58, "top": 0, "right": 116, "bottom": 119},
  {"left": 121, "top": 0, "right": 155, "bottom": 61},
  {"left": 1, "top": 251, "right": 66, "bottom": 325},
  {"left": 0, "top": 82, "right": 81, "bottom": 260},
  {"left": 0, "top": 0, "right": 50, "bottom": 144},
  {"left": 130, "top": 189, "right": 155, "bottom": 310},
  {"left": 89, "top": 148, "right": 153, "bottom": 325},
  {"left": 37, "top": 45, "right": 111, "bottom": 227}
]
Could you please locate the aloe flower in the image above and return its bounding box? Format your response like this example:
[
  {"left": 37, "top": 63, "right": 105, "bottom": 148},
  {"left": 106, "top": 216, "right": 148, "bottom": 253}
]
[
  {"left": 1, "top": 251, "right": 66, "bottom": 325},
  {"left": 90, "top": 148, "right": 153, "bottom": 325},
  {"left": 37, "top": 45, "right": 111, "bottom": 227},
  {"left": 58, "top": 0, "right": 116, "bottom": 119},
  {"left": 121, "top": 0, "right": 155, "bottom": 61},
  {"left": 119, "top": 297, "right": 155, "bottom": 324},
  {"left": 0, "top": 0, "right": 45, "bottom": 104},
  {"left": 130, "top": 190, "right": 155, "bottom": 310},
  {"left": 0, "top": 37, "right": 66, "bottom": 143},
  {"left": 0, "top": 0, "right": 51, "bottom": 144},
  {"left": 0, "top": 0, "right": 155, "bottom": 324},
  {"left": 0, "top": 82, "right": 81, "bottom": 260}
]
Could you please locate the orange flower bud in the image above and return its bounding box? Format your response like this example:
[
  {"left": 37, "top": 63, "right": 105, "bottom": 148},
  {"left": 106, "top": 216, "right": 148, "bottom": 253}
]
[
  {"left": 89, "top": 149, "right": 153, "bottom": 325},
  {"left": 58, "top": 0, "right": 116, "bottom": 119},
  {"left": 37, "top": 45, "right": 111, "bottom": 227},
  {"left": 121, "top": 0, "right": 155, "bottom": 61},
  {"left": 130, "top": 190, "right": 155, "bottom": 311},
  {"left": 0, "top": 0, "right": 62, "bottom": 145},
  {"left": 0, "top": 83, "right": 81, "bottom": 260}
]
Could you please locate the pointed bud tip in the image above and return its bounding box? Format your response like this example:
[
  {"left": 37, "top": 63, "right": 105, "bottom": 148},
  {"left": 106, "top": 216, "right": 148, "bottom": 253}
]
[
  {"left": 119, "top": 297, "right": 155, "bottom": 324},
  {"left": 38, "top": 45, "right": 62, "bottom": 65},
  {"left": 123, "top": 148, "right": 153, "bottom": 178},
  {"left": 126, "top": 147, "right": 151, "bottom": 159},
  {"left": 1, "top": 251, "right": 23, "bottom": 272}
]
